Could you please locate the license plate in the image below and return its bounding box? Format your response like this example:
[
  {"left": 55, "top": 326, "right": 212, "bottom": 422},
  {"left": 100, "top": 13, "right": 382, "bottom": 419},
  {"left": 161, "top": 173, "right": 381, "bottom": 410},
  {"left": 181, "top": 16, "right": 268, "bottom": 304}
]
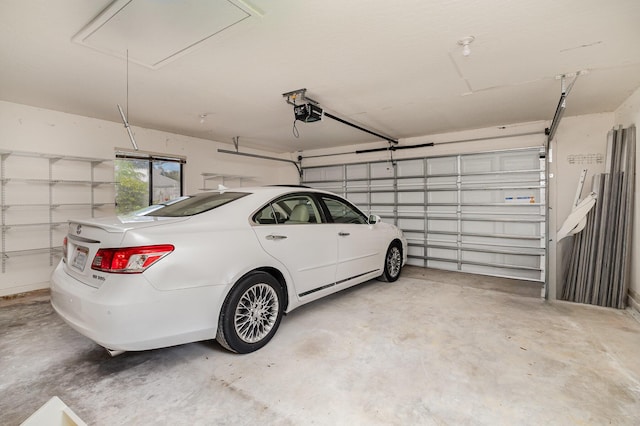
[{"left": 72, "top": 246, "right": 89, "bottom": 271}]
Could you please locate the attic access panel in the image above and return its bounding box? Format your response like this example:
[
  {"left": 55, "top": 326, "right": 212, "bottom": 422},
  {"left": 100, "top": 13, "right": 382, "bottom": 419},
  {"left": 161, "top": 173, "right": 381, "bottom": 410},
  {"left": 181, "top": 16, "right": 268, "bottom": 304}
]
[{"left": 73, "top": 0, "right": 260, "bottom": 69}]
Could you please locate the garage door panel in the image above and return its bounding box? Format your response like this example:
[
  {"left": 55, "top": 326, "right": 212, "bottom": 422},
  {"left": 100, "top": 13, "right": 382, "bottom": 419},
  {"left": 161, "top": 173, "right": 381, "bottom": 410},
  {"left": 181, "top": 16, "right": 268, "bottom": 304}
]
[
  {"left": 427, "top": 157, "right": 457, "bottom": 175},
  {"left": 502, "top": 222, "right": 542, "bottom": 236},
  {"left": 462, "top": 264, "right": 542, "bottom": 281},
  {"left": 500, "top": 154, "right": 541, "bottom": 171},
  {"left": 460, "top": 204, "right": 541, "bottom": 215},
  {"left": 427, "top": 176, "right": 457, "bottom": 188},
  {"left": 346, "top": 192, "right": 368, "bottom": 205},
  {"left": 427, "top": 259, "right": 458, "bottom": 270},
  {"left": 460, "top": 220, "right": 542, "bottom": 236},
  {"left": 302, "top": 146, "right": 546, "bottom": 282},
  {"left": 404, "top": 231, "right": 424, "bottom": 241},
  {"left": 461, "top": 250, "right": 541, "bottom": 269},
  {"left": 311, "top": 182, "right": 342, "bottom": 192},
  {"left": 398, "top": 177, "right": 424, "bottom": 191},
  {"left": 408, "top": 245, "right": 424, "bottom": 258},
  {"left": 461, "top": 191, "right": 504, "bottom": 204},
  {"left": 427, "top": 205, "right": 457, "bottom": 215},
  {"left": 428, "top": 219, "right": 457, "bottom": 232},
  {"left": 397, "top": 207, "right": 423, "bottom": 217},
  {"left": 428, "top": 191, "right": 458, "bottom": 203},
  {"left": 427, "top": 233, "right": 457, "bottom": 243},
  {"left": 370, "top": 163, "right": 394, "bottom": 179},
  {"left": 397, "top": 218, "right": 424, "bottom": 230},
  {"left": 346, "top": 163, "right": 367, "bottom": 179},
  {"left": 462, "top": 235, "right": 542, "bottom": 249},
  {"left": 460, "top": 171, "right": 540, "bottom": 184},
  {"left": 345, "top": 181, "right": 367, "bottom": 191},
  {"left": 369, "top": 211, "right": 393, "bottom": 222},
  {"left": 428, "top": 247, "right": 457, "bottom": 260},
  {"left": 397, "top": 159, "right": 424, "bottom": 176},
  {"left": 461, "top": 190, "right": 541, "bottom": 204},
  {"left": 371, "top": 192, "right": 394, "bottom": 204},
  {"left": 304, "top": 165, "right": 343, "bottom": 182},
  {"left": 461, "top": 151, "right": 539, "bottom": 173}
]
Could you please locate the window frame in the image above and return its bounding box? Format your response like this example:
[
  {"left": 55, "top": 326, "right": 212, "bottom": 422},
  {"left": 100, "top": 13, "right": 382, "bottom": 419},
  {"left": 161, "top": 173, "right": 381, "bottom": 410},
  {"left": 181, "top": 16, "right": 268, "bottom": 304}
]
[
  {"left": 115, "top": 151, "right": 185, "bottom": 213},
  {"left": 317, "top": 194, "right": 369, "bottom": 225}
]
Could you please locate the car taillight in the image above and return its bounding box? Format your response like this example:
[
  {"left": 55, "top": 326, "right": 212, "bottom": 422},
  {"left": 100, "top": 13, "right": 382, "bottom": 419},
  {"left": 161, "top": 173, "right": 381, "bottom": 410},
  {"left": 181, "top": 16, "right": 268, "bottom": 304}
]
[
  {"left": 62, "top": 237, "right": 68, "bottom": 261},
  {"left": 91, "top": 245, "right": 174, "bottom": 274}
]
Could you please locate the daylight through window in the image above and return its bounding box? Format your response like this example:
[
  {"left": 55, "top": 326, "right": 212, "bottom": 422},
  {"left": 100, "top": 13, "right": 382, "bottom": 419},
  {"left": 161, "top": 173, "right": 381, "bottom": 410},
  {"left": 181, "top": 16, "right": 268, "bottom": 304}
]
[{"left": 115, "top": 152, "right": 185, "bottom": 214}]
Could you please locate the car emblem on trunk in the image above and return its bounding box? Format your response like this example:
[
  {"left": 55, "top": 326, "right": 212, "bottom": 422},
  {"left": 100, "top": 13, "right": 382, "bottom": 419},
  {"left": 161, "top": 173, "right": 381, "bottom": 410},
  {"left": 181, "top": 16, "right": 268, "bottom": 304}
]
[{"left": 76, "top": 224, "right": 82, "bottom": 235}]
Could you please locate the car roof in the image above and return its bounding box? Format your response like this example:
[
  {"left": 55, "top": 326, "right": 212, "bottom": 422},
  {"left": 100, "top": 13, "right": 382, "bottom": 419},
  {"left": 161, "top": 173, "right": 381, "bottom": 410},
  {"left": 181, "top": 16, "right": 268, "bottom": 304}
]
[
  {"left": 185, "top": 186, "right": 335, "bottom": 222},
  {"left": 196, "top": 185, "right": 335, "bottom": 211},
  {"left": 210, "top": 185, "right": 331, "bottom": 198}
]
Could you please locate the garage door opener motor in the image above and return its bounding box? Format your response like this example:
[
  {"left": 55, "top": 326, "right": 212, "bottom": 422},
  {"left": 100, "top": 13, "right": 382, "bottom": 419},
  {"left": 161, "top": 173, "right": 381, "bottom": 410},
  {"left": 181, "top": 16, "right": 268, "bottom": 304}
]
[{"left": 293, "top": 103, "right": 323, "bottom": 123}]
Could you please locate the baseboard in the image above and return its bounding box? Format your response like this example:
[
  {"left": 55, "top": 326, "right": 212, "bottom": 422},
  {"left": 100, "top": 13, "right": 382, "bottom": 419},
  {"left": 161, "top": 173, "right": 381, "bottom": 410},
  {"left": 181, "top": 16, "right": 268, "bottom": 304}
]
[{"left": 0, "top": 281, "right": 50, "bottom": 298}]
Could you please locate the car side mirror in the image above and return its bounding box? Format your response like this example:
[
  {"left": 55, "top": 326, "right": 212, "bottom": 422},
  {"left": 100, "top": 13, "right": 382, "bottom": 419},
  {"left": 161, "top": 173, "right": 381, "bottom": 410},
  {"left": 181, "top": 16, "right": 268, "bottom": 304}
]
[{"left": 368, "top": 214, "right": 381, "bottom": 224}]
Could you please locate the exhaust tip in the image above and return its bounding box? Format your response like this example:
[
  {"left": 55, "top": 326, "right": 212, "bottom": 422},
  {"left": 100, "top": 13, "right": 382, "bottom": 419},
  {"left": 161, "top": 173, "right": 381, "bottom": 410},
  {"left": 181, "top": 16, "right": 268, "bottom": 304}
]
[{"left": 106, "top": 348, "right": 125, "bottom": 357}]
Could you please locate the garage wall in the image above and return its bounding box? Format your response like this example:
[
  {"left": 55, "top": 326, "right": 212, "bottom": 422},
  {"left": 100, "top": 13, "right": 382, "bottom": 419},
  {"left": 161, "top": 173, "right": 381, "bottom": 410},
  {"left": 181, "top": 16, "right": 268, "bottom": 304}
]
[
  {"left": 0, "top": 99, "right": 634, "bottom": 301},
  {"left": 614, "top": 86, "right": 640, "bottom": 311},
  {"left": 0, "top": 101, "right": 300, "bottom": 191},
  {"left": 0, "top": 100, "right": 299, "bottom": 296}
]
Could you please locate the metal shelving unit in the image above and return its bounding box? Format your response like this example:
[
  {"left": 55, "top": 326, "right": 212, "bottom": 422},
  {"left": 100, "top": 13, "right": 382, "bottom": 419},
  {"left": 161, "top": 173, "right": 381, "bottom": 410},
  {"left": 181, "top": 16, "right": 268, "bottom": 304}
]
[
  {"left": 200, "top": 172, "right": 254, "bottom": 190},
  {"left": 302, "top": 147, "right": 546, "bottom": 282},
  {"left": 0, "top": 150, "right": 115, "bottom": 273}
]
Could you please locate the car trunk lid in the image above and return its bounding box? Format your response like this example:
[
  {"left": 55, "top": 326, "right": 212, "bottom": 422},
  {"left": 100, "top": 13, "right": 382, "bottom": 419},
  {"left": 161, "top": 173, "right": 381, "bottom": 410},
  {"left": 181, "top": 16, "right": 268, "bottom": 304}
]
[{"left": 63, "top": 215, "right": 188, "bottom": 288}]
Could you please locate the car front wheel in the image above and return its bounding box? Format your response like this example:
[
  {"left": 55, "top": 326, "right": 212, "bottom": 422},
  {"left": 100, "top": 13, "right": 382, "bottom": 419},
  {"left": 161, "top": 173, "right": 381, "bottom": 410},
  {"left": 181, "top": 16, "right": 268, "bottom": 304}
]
[
  {"left": 217, "top": 271, "right": 284, "bottom": 354},
  {"left": 379, "top": 242, "right": 402, "bottom": 282}
]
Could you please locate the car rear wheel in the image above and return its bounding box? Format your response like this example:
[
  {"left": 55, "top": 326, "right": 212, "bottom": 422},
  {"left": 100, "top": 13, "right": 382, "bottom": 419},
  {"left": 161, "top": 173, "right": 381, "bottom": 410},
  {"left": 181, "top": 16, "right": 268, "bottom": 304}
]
[
  {"left": 216, "top": 271, "right": 284, "bottom": 353},
  {"left": 379, "top": 242, "right": 402, "bottom": 282}
]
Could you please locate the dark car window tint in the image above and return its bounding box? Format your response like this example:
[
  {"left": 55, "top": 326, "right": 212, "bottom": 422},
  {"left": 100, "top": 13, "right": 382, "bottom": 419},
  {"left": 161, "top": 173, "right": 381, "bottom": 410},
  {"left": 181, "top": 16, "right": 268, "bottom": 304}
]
[
  {"left": 321, "top": 196, "right": 368, "bottom": 224},
  {"left": 145, "top": 192, "right": 248, "bottom": 217}
]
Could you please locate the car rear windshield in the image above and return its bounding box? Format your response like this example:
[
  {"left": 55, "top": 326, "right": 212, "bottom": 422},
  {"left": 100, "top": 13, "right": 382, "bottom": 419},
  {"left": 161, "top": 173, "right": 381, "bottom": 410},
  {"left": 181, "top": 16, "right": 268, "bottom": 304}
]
[{"left": 144, "top": 192, "right": 249, "bottom": 217}]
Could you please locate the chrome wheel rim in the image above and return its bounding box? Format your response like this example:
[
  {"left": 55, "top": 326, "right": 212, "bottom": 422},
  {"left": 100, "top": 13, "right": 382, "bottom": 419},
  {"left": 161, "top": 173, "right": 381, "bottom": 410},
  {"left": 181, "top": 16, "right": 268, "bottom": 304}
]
[
  {"left": 234, "top": 283, "right": 279, "bottom": 344},
  {"left": 387, "top": 246, "right": 401, "bottom": 278}
]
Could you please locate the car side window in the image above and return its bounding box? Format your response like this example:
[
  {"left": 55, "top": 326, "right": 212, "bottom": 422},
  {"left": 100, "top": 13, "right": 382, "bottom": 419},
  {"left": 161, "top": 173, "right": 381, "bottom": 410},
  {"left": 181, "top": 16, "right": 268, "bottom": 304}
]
[
  {"left": 253, "top": 195, "right": 323, "bottom": 225},
  {"left": 253, "top": 204, "right": 283, "bottom": 224},
  {"left": 321, "top": 196, "right": 368, "bottom": 224}
]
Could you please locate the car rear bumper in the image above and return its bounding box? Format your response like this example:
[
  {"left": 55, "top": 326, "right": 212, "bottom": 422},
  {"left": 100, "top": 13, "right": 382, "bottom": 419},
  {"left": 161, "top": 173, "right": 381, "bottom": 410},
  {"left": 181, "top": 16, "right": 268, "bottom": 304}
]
[{"left": 50, "top": 262, "right": 226, "bottom": 351}]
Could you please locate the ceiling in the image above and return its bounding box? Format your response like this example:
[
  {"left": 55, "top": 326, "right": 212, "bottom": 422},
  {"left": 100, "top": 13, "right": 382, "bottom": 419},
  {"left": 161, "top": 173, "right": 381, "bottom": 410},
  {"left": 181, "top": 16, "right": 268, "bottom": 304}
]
[{"left": 1, "top": 0, "right": 639, "bottom": 153}]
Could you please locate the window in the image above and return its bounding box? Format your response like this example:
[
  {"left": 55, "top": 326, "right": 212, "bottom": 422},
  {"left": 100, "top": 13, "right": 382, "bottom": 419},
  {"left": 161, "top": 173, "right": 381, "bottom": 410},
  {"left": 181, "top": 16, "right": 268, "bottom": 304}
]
[
  {"left": 253, "top": 195, "right": 322, "bottom": 225},
  {"left": 115, "top": 153, "right": 185, "bottom": 214},
  {"left": 321, "top": 196, "right": 368, "bottom": 224},
  {"left": 144, "top": 192, "right": 248, "bottom": 217}
]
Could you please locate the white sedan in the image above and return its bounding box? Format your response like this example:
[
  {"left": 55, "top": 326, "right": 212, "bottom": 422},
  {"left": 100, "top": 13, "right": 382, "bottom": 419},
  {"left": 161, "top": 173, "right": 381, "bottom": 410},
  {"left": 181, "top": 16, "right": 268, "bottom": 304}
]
[{"left": 50, "top": 186, "right": 407, "bottom": 354}]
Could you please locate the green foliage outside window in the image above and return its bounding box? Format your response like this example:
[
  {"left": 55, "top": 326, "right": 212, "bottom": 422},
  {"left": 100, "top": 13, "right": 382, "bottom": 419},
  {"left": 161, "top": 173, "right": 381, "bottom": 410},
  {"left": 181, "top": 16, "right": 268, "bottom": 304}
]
[{"left": 115, "top": 159, "right": 148, "bottom": 215}]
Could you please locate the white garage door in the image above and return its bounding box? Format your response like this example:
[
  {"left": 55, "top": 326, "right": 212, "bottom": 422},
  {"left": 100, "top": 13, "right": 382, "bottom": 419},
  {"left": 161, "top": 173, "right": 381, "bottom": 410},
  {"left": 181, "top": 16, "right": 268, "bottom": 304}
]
[{"left": 302, "top": 147, "right": 546, "bottom": 282}]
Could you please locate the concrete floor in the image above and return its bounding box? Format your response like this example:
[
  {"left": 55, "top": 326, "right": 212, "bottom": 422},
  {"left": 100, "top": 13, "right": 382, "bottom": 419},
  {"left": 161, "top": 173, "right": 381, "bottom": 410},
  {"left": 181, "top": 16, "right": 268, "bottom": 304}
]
[{"left": 1, "top": 266, "right": 640, "bottom": 425}]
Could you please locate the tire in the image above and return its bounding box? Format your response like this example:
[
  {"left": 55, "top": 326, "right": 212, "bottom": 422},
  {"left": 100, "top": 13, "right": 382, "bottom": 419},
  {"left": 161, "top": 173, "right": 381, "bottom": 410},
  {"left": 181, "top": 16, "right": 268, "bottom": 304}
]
[
  {"left": 379, "top": 242, "right": 402, "bottom": 282},
  {"left": 216, "top": 271, "right": 284, "bottom": 354}
]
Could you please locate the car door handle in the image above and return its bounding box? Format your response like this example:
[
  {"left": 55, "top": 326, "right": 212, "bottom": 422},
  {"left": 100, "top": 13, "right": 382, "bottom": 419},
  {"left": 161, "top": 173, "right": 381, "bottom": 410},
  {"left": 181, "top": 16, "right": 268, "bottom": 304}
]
[
  {"left": 266, "top": 234, "right": 287, "bottom": 240},
  {"left": 338, "top": 232, "right": 350, "bottom": 237}
]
